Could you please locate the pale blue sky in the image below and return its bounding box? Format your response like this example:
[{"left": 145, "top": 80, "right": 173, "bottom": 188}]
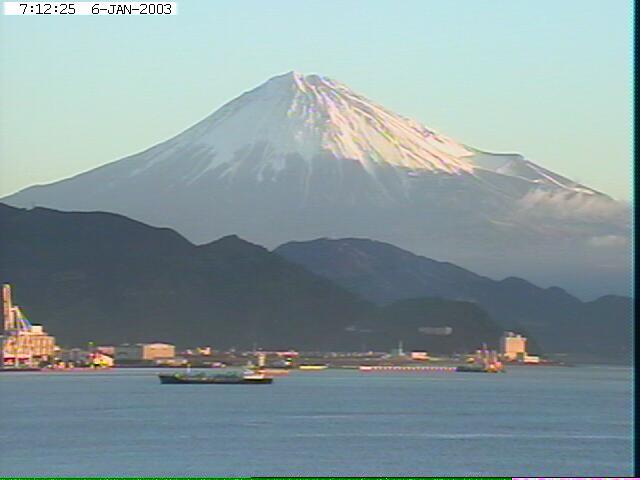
[{"left": 0, "top": 0, "right": 632, "bottom": 199}]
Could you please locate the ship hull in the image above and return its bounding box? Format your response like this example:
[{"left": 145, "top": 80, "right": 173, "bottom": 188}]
[
  {"left": 455, "top": 365, "right": 504, "bottom": 373},
  {"left": 159, "top": 374, "right": 273, "bottom": 384}
]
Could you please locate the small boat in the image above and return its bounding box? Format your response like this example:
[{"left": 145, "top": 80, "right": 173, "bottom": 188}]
[
  {"left": 298, "top": 364, "right": 328, "bottom": 370},
  {"left": 254, "top": 368, "right": 290, "bottom": 376},
  {"left": 159, "top": 370, "right": 273, "bottom": 384},
  {"left": 455, "top": 365, "right": 488, "bottom": 373},
  {"left": 455, "top": 364, "right": 505, "bottom": 373}
]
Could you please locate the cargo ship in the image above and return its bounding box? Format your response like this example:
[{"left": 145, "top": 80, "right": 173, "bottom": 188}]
[{"left": 158, "top": 370, "right": 273, "bottom": 384}]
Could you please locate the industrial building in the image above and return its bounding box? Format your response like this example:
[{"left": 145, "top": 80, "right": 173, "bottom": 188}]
[
  {"left": 1, "top": 284, "right": 56, "bottom": 368},
  {"left": 500, "top": 331, "right": 527, "bottom": 361},
  {"left": 410, "top": 351, "right": 429, "bottom": 361},
  {"left": 517, "top": 352, "right": 541, "bottom": 364},
  {"left": 115, "top": 343, "right": 175, "bottom": 362},
  {"left": 58, "top": 348, "right": 114, "bottom": 368}
]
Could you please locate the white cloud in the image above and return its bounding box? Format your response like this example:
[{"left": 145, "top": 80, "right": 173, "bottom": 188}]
[{"left": 516, "top": 188, "right": 629, "bottom": 222}]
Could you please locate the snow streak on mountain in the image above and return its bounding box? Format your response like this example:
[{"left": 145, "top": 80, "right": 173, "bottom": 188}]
[{"left": 2, "top": 72, "right": 630, "bottom": 297}]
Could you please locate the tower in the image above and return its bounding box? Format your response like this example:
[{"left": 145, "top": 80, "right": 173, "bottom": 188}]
[
  {"left": 1, "top": 284, "right": 16, "bottom": 367},
  {"left": 2, "top": 284, "right": 15, "bottom": 330}
]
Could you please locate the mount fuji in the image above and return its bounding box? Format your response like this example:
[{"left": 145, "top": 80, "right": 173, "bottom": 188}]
[{"left": 3, "top": 72, "right": 630, "bottom": 297}]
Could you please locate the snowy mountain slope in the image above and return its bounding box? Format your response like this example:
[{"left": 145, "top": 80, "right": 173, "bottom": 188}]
[
  {"left": 2, "top": 72, "right": 630, "bottom": 297},
  {"left": 137, "top": 72, "right": 476, "bottom": 180}
]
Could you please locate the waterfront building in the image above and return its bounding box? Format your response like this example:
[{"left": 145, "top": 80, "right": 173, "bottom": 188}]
[
  {"left": 500, "top": 331, "right": 527, "bottom": 360},
  {"left": 517, "top": 353, "right": 540, "bottom": 364},
  {"left": 114, "top": 343, "right": 175, "bottom": 361},
  {"left": 92, "top": 352, "right": 114, "bottom": 367},
  {"left": 96, "top": 346, "right": 115, "bottom": 356},
  {"left": 59, "top": 348, "right": 114, "bottom": 367},
  {"left": 155, "top": 356, "right": 188, "bottom": 366},
  {"left": 59, "top": 348, "right": 91, "bottom": 365},
  {"left": 410, "top": 351, "right": 429, "bottom": 361},
  {"left": 1, "top": 284, "right": 56, "bottom": 367}
]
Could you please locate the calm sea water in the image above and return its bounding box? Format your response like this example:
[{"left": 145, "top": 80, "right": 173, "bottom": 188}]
[{"left": 0, "top": 365, "right": 632, "bottom": 477}]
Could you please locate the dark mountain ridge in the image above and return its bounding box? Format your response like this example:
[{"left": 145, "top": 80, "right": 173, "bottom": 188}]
[
  {"left": 0, "top": 204, "right": 503, "bottom": 353},
  {"left": 275, "top": 238, "right": 632, "bottom": 361},
  {"left": 2, "top": 73, "right": 630, "bottom": 299}
]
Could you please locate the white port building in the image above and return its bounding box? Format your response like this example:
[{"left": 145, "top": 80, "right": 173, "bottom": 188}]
[{"left": 500, "top": 331, "right": 527, "bottom": 361}]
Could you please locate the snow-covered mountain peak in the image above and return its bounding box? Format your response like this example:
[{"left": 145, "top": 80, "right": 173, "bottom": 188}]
[
  {"left": 259, "top": 71, "right": 352, "bottom": 95},
  {"left": 171, "top": 71, "right": 477, "bottom": 180}
]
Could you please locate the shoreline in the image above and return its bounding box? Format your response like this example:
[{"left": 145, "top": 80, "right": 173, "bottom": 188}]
[{"left": 0, "top": 361, "right": 631, "bottom": 374}]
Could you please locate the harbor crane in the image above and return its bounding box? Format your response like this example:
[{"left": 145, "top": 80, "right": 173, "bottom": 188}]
[{"left": 1, "top": 284, "right": 55, "bottom": 368}]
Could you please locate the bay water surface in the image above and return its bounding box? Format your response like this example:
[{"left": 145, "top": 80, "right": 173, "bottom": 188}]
[{"left": 0, "top": 365, "right": 632, "bottom": 476}]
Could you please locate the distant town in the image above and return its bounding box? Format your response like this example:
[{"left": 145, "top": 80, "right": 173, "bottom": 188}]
[{"left": 1, "top": 283, "right": 552, "bottom": 372}]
